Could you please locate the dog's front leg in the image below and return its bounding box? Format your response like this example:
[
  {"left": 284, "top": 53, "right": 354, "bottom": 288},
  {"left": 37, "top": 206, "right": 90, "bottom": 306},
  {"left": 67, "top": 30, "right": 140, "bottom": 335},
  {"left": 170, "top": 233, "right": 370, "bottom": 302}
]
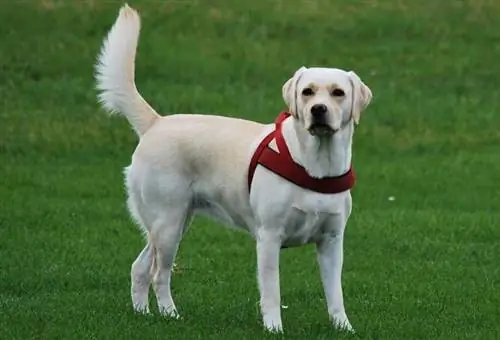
[
  {"left": 316, "top": 231, "right": 354, "bottom": 332},
  {"left": 256, "top": 229, "right": 283, "bottom": 333}
]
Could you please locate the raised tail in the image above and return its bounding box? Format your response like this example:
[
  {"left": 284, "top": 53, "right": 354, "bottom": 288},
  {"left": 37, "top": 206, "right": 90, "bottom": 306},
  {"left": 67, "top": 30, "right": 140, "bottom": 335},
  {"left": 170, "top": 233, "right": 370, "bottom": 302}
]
[{"left": 95, "top": 4, "right": 160, "bottom": 137}]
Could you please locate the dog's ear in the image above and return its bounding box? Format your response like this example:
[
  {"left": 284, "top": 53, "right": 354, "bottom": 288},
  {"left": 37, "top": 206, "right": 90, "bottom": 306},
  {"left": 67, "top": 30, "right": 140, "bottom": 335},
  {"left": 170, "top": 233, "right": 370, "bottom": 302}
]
[
  {"left": 348, "top": 71, "right": 372, "bottom": 125},
  {"left": 282, "top": 66, "right": 307, "bottom": 117}
]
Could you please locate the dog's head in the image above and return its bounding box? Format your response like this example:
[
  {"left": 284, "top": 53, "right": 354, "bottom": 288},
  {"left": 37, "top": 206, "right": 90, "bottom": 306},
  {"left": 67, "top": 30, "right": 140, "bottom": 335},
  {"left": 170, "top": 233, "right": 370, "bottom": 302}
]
[{"left": 282, "top": 67, "right": 372, "bottom": 136}]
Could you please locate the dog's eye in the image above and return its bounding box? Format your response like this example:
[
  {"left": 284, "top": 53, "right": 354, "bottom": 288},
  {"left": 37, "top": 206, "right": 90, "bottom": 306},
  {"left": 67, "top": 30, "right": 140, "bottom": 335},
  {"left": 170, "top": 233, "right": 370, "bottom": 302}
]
[
  {"left": 302, "top": 88, "right": 314, "bottom": 96},
  {"left": 332, "top": 89, "right": 345, "bottom": 97}
]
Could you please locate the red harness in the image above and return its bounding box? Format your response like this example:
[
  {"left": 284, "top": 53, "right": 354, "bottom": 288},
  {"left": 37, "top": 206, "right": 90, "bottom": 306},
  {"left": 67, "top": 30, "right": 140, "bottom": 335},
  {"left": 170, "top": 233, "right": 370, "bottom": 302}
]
[{"left": 248, "top": 112, "right": 356, "bottom": 194}]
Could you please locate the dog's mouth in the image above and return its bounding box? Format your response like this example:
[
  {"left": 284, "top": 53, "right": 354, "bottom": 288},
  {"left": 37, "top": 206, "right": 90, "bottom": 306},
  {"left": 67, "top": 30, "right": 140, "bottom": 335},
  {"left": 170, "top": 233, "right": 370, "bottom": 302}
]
[{"left": 308, "top": 124, "right": 338, "bottom": 136}]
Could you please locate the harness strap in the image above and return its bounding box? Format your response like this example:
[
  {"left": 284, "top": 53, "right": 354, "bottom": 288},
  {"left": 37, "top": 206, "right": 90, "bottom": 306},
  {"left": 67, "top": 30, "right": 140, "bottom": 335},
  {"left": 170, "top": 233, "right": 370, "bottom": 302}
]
[{"left": 248, "top": 112, "right": 356, "bottom": 194}]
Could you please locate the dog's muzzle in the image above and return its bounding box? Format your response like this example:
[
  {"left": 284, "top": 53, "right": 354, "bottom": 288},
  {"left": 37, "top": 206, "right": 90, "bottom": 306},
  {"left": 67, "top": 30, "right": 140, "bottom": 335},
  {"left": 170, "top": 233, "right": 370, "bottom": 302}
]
[{"left": 308, "top": 104, "right": 337, "bottom": 136}]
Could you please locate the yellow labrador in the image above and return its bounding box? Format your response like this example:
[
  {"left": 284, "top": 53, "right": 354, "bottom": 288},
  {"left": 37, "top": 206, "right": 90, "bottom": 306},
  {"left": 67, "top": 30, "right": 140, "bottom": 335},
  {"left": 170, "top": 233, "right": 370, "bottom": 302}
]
[{"left": 95, "top": 4, "right": 372, "bottom": 333}]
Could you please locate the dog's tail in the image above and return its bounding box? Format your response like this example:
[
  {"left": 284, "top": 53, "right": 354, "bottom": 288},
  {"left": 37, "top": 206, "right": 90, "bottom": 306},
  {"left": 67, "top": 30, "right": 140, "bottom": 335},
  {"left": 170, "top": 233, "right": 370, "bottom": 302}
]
[{"left": 95, "top": 4, "right": 159, "bottom": 137}]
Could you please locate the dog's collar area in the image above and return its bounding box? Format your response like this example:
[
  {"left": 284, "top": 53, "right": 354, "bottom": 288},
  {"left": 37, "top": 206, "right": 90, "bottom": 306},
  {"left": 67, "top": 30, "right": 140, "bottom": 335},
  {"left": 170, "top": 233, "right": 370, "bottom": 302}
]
[{"left": 248, "top": 112, "right": 356, "bottom": 194}]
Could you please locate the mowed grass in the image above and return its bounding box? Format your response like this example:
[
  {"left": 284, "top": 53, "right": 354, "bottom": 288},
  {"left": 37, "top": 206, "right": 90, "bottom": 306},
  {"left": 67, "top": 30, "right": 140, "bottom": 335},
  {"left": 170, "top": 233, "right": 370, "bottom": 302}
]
[{"left": 1, "top": 0, "right": 500, "bottom": 339}]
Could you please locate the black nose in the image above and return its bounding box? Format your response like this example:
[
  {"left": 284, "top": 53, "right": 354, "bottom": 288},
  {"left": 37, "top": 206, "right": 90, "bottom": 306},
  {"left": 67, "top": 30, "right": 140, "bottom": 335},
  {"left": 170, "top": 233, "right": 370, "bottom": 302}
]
[{"left": 311, "top": 104, "right": 328, "bottom": 117}]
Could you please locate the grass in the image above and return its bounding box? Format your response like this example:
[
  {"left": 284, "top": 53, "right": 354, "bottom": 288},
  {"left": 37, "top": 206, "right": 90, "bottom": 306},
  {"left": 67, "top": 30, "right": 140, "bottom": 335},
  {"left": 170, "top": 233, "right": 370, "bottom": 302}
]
[{"left": 1, "top": 0, "right": 500, "bottom": 339}]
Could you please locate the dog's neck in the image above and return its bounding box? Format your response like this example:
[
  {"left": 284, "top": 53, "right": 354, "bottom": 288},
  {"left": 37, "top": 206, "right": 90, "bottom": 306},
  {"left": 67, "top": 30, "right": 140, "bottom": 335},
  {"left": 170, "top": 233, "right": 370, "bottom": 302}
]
[{"left": 280, "top": 118, "right": 354, "bottom": 178}]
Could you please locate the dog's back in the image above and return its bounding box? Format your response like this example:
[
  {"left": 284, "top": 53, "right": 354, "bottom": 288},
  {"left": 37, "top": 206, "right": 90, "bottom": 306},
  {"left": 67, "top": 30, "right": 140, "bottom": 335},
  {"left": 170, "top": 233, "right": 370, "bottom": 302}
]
[{"left": 128, "top": 113, "right": 264, "bottom": 231}]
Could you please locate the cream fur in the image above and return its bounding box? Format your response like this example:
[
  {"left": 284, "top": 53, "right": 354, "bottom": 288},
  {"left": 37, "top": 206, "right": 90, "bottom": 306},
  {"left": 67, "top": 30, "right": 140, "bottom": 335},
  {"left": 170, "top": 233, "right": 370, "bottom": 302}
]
[{"left": 95, "top": 4, "right": 372, "bottom": 333}]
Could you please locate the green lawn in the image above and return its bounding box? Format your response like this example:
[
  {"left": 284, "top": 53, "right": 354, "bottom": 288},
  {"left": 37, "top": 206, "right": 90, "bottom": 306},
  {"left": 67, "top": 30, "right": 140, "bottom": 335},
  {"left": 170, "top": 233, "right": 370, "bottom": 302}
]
[{"left": 1, "top": 1, "right": 499, "bottom": 339}]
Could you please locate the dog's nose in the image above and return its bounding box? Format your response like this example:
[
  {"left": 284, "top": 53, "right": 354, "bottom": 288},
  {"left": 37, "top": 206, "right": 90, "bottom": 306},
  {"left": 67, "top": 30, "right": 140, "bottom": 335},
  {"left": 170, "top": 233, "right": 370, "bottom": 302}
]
[{"left": 311, "top": 104, "right": 328, "bottom": 117}]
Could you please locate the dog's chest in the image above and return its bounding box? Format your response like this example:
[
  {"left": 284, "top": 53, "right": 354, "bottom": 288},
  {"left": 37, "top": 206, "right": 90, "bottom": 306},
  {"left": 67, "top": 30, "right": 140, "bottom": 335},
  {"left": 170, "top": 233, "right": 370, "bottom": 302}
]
[{"left": 281, "top": 194, "right": 349, "bottom": 247}]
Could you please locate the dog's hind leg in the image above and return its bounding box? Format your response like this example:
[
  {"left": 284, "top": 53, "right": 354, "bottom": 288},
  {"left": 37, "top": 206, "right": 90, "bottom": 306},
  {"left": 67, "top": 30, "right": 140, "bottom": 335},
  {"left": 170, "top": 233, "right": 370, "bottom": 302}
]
[
  {"left": 127, "top": 189, "right": 156, "bottom": 314},
  {"left": 150, "top": 203, "right": 192, "bottom": 318},
  {"left": 131, "top": 240, "right": 154, "bottom": 313}
]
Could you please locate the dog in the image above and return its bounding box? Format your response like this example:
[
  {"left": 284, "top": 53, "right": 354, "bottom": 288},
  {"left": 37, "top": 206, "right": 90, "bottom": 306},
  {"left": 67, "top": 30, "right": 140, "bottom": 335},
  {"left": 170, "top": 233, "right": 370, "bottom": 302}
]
[{"left": 95, "top": 4, "right": 372, "bottom": 333}]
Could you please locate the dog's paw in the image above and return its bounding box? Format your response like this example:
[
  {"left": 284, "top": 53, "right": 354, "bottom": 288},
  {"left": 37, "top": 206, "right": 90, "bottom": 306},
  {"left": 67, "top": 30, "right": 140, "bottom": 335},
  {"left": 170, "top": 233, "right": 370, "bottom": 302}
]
[
  {"left": 332, "top": 313, "right": 354, "bottom": 333},
  {"left": 263, "top": 316, "right": 283, "bottom": 334},
  {"left": 159, "top": 306, "right": 180, "bottom": 319},
  {"left": 264, "top": 324, "right": 283, "bottom": 334},
  {"left": 132, "top": 303, "right": 150, "bottom": 315}
]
